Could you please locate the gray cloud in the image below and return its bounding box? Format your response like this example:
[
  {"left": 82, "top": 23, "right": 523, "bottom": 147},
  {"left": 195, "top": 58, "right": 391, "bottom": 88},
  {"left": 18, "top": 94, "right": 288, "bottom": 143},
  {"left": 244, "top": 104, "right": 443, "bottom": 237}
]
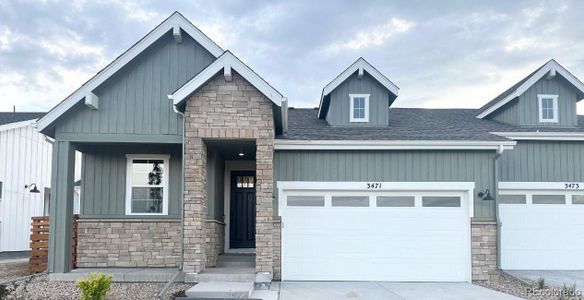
[{"left": 1, "top": 0, "right": 583, "bottom": 112}]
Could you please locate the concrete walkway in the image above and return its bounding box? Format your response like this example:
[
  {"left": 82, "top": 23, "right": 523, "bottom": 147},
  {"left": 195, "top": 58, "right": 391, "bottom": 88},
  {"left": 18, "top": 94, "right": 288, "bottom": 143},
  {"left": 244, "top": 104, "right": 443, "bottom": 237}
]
[
  {"left": 507, "top": 270, "right": 584, "bottom": 290},
  {"left": 278, "top": 282, "right": 520, "bottom": 300}
]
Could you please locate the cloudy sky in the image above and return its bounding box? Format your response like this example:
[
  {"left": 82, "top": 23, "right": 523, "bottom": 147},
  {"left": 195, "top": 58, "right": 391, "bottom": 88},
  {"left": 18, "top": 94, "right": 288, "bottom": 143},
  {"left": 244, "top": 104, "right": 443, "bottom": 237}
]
[{"left": 1, "top": 0, "right": 584, "bottom": 112}]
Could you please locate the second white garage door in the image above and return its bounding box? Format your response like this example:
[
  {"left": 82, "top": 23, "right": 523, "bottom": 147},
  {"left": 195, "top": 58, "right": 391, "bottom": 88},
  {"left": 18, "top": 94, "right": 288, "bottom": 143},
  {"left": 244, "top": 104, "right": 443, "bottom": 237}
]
[{"left": 278, "top": 183, "right": 473, "bottom": 282}]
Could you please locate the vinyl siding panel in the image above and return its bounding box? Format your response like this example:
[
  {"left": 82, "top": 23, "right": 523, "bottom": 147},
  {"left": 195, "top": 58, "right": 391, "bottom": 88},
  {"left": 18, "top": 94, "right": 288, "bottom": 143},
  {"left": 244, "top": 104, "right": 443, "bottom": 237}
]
[
  {"left": 326, "top": 72, "right": 391, "bottom": 126},
  {"left": 54, "top": 32, "right": 215, "bottom": 138},
  {"left": 80, "top": 145, "right": 182, "bottom": 218},
  {"left": 499, "top": 141, "right": 584, "bottom": 182},
  {"left": 274, "top": 150, "right": 496, "bottom": 219},
  {"left": 0, "top": 126, "right": 52, "bottom": 252}
]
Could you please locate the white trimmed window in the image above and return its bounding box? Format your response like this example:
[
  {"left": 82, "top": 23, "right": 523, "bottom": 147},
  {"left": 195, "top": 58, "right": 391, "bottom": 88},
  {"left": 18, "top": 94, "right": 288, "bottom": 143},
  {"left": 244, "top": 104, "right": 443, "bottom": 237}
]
[
  {"left": 125, "top": 155, "right": 169, "bottom": 215},
  {"left": 349, "top": 94, "right": 369, "bottom": 122},
  {"left": 538, "top": 94, "right": 559, "bottom": 123}
]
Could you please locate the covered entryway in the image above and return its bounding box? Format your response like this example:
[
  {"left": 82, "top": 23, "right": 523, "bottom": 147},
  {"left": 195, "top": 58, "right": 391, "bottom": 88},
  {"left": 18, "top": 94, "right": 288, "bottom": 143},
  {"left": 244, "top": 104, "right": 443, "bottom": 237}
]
[
  {"left": 277, "top": 182, "right": 474, "bottom": 282},
  {"left": 499, "top": 182, "right": 584, "bottom": 270}
]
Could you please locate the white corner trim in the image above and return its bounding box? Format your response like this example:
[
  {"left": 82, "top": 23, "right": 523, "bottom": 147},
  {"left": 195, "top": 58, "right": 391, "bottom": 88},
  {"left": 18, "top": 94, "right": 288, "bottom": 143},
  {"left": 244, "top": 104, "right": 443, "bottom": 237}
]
[
  {"left": 491, "top": 132, "right": 584, "bottom": 141},
  {"left": 537, "top": 94, "right": 559, "bottom": 123},
  {"left": 318, "top": 58, "right": 399, "bottom": 118},
  {"left": 274, "top": 139, "right": 516, "bottom": 150},
  {"left": 125, "top": 154, "right": 170, "bottom": 216},
  {"left": 37, "top": 12, "right": 223, "bottom": 132},
  {"left": 85, "top": 92, "right": 99, "bottom": 110},
  {"left": 349, "top": 94, "right": 369, "bottom": 123},
  {"left": 476, "top": 60, "right": 584, "bottom": 119},
  {"left": 499, "top": 181, "right": 584, "bottom": 190},
  {"left": 0, "top": 119, "right": 37, "bottom": 132},
  {"left": 170, "top": 51, "right": 284, "bottom": 106}
]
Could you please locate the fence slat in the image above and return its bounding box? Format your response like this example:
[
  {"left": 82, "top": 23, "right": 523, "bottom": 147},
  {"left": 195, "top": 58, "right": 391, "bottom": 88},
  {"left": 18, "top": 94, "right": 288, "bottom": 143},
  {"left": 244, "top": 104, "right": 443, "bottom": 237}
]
[{"left": 29, "top": 215, "right": 79, "bottom": 273}]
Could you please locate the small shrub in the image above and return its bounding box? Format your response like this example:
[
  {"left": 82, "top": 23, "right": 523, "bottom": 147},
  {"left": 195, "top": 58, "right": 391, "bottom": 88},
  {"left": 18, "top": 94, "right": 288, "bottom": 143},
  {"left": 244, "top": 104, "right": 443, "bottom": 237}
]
[
  {"left": 76, "top": 273, "right": 113, "bottom": 300},
  {"left": 536, "top": 277, "right": 545, "bottom": 289},
  {"left": 0, "top": 284, "right": 14, "bottom": 300}
]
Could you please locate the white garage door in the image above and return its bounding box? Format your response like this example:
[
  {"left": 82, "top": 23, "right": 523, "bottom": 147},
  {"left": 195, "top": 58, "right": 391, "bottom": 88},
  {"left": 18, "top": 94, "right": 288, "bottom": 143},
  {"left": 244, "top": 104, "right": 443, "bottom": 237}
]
[
  {"left": 279, "top": 183, "right": 472, "bottom": 282},
  {"left": 500, "top": 190, "right": 584, "bottom": 270}
]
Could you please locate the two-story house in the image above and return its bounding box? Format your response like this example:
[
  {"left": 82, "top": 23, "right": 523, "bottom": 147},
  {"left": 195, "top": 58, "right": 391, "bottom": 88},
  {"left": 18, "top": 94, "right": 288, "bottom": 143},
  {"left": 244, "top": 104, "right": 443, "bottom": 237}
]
[{"left": 37, "top": 12, "right": 584, "bottom": 292}]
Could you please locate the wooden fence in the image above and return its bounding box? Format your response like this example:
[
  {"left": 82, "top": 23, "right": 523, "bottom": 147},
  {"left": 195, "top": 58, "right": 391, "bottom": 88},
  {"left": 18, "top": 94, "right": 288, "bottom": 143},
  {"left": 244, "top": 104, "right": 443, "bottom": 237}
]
[{"left": 29, "top": 215, "right": 79, "bottom": 273}]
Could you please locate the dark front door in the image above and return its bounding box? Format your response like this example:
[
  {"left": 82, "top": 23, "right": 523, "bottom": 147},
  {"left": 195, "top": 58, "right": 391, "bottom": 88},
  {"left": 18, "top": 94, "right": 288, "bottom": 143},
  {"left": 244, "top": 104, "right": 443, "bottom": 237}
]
[{"left": 230, "top": 171, "right": 256, "bottom": 248}]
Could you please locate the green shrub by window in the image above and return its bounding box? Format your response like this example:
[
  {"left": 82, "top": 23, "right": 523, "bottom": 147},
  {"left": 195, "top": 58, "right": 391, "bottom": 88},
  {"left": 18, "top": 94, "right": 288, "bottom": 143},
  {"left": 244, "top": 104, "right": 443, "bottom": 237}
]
[{"left": 76, "top": 273, "right": 113, "bottom": 300}]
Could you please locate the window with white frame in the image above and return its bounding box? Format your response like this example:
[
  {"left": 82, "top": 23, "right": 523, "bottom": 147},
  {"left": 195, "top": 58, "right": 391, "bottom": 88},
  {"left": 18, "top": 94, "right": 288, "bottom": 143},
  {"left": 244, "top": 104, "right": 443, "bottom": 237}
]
[
  {"left": 349, "top": 94, "right": 369, "bottom": 122},
  {"left": 125, "top": 155, "right": 169, "bottom": 215},
  {"left": 538, "top": 94, "right": 558, "bottom": 123}
]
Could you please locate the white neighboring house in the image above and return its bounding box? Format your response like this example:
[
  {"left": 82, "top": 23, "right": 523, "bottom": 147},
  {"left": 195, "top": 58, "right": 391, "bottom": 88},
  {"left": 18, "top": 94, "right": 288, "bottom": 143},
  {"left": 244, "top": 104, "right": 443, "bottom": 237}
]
[{"left": 0, "top": 112, "right": 81, "bottom": 254}]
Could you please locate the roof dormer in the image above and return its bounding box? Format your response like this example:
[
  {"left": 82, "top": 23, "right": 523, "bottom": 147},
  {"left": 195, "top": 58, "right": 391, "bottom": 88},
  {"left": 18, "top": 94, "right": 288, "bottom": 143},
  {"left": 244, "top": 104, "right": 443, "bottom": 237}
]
[{"left": 317, "top": 58, "right": 399, "bottom": 127}]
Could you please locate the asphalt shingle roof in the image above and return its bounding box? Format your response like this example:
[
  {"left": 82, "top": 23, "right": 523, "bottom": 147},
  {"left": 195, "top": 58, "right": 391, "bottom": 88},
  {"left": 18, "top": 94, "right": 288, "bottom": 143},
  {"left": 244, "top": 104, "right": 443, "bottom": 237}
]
[
  {"left": 0, "top": 112, "right": 45, "bottom": 126},
  {"left": 279, "top": 108, "right": 584, "bottom": 141}
]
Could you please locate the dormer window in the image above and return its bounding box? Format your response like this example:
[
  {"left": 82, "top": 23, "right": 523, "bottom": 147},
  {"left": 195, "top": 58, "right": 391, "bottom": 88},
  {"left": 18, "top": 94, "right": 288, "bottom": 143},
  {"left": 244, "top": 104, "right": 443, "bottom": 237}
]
[
  {"left": 349, "top": 94, "right": 369, "bottom": 122},
  {"left": 538, "top": 94, "right": 558, "bottom": 123}
]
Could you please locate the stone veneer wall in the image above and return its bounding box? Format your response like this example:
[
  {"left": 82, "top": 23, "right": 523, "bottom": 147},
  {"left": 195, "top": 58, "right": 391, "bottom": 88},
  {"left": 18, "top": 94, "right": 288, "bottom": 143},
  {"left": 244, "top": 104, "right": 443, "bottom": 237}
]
[
  {"left": 183, "top": 71, "right": 275, "bottom": 275},
  {"left": 272, "top": 218, "right": 282, "bottom": 280},
  {"left": 205, "top": 219, "right": 225, "bottom": 267},
  {"left": 471, "top": 220, "right": 499, "bottom": 281},
  {"left": 77, "top": 219, "right": 180, "bottom": 268}
]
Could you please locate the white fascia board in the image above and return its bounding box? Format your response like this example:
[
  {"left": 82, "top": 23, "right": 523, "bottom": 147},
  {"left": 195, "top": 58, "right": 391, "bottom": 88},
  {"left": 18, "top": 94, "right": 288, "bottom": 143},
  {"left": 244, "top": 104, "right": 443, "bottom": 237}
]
[
  {"left": 499, "top": 181, "right": 584, "bottom": 190},
  {"left": 318, "top": 58, "right": 399, "bottom": 118},
  {"left": 277, "top": 181, "right": 475, "bottom": 192},
  {"left": 491, "top": 131, "right": 584, "bottom": 141},
  {"left": 274, "top": 139, "right": 516, "bottom": 150},
  {"left": 36, "top": 12, "right": 223, "bottom": 132},
  {"left": 0, "top": 119, "right": 37, "bottom": 132},
  {"left": 170, "top": 51, "right": 284, "bottom": 106},
  {"left": 477, "top": 60, "right": 584, "bottom": 119}
]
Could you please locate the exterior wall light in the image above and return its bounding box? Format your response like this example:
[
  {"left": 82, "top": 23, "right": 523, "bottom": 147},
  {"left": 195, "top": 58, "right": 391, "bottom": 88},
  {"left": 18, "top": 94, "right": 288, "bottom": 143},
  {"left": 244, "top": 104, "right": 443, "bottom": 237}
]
[
  {"left": 25, "top": 183, "right": 41, "bottom": 193},
  {"left": 478, "top": 189, "right": 494, "bottom": 201}
]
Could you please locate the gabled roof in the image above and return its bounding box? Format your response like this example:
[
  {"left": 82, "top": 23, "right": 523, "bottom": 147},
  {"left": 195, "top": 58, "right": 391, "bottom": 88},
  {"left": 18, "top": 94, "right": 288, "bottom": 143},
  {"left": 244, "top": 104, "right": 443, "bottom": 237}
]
[
  {"left": 0, "top": 112, "right": 45, "bottom": 131},
  {"left": 36, "top": 12, "right": 223, "bottom": 133},
  {"left": 476, "top": 59, "right": 584, "bottom": 119},
  {"left": 317, "top": 57, "right": 399, "bottom": 119},
  {"left": 169, "top": 51, "right": 284, "bottom": 107}
]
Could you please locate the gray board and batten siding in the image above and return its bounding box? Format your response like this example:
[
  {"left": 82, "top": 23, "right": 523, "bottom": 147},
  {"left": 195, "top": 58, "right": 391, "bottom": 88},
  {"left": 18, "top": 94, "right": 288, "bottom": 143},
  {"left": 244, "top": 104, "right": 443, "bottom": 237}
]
[
  {"left": 325, "top": 72, "right": 395, "bottom": 127},
  {"left": 489, "top": 76, "right": 580, "bottom": 127},
  {"left": 274, "top": 150, "right": 497, "bottom": 219},
  {"left": 52, "top": 31, "right": 215, "bottom": 140},
  {"left": 79, "top": 144, "right": 182, "bottom": 219}
]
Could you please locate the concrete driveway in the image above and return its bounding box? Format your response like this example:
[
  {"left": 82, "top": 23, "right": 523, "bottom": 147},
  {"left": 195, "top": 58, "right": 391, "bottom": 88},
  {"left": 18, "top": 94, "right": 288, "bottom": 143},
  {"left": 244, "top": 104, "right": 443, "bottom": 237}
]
[
  {"left": 279, "top": 282, "right": 519, "bottom": 300},
  {"left": 507, "top": 270, "right": 584, "bottom": 290}
]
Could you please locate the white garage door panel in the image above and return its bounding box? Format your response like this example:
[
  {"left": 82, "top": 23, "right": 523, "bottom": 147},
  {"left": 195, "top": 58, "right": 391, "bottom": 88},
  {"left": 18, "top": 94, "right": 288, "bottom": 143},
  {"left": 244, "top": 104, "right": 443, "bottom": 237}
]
[
  {"left": 281, "top": 190, "right": 470, "bottom": 282},
  {"left": 501, "top": 195, "right": 584, "bottom": 270}
]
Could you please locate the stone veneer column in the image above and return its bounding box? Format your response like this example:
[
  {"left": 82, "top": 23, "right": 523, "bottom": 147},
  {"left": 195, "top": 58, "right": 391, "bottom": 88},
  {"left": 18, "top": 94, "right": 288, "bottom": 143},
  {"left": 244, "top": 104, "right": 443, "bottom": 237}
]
[
  {"left": 471, "top": 220, "right": 499, "bottom": 281},
  {"left": 255, "top": 136, "right": 274, "bottom": 276},
  {"left": 182, "top": 137, "right": 207, "bottom": 273},
  {"left": 183, "top": 72, "right": 275, "bottom": 278}
]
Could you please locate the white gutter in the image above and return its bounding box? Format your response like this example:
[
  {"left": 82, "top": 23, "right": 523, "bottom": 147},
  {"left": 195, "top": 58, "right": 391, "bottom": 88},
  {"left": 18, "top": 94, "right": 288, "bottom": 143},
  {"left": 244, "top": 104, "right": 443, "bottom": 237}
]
[
  {"left": 274, "top": 140, "right": 517, "bottom": 150},
  {"left": 491, "top": 131, "right": 584, "bottom": 141},
  {"left": 0, "top": 119, "right": 37, "bottom": 132}
]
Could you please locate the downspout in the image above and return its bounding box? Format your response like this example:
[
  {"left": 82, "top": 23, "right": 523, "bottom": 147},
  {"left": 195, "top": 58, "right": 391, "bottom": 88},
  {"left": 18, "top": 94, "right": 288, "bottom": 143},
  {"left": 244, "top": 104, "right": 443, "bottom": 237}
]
[
  {"left": 173, "top": 104, "right": 186, "bottom": 272},
  {"left": 494, "top": 144, "right": 504, "bottom": 270}
]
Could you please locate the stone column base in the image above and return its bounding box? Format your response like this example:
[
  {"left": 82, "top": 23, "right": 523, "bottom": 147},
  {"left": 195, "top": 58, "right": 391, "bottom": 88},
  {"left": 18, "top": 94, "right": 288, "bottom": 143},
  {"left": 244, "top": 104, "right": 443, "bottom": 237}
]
[{"left": 471, "top": 220, "right": 499, "bottom": 282}]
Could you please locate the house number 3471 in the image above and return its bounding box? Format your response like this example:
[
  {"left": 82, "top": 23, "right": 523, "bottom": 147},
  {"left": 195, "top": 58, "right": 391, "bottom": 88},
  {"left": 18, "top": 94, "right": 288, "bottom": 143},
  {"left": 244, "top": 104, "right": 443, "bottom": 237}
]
[{"left": 367, "top": 182, "right": 382, "bottom": 189}]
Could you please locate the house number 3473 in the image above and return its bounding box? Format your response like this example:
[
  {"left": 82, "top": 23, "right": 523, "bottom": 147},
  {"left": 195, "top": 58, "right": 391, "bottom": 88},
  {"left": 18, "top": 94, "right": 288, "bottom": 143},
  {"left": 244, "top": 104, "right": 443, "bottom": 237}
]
[
  {"left": 565, "top": 183, "right": 580, "bottom": 189},
  {"left": 367, "top": 182, "right": 382, "bottom": 189}
]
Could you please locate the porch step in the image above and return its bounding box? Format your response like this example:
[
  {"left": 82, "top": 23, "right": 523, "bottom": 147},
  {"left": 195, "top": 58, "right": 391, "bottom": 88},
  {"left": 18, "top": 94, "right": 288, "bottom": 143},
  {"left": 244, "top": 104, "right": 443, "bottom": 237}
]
[
  {"left": 190, "top": 267, "right": 256, "bottom": 282},
  {"left": 185, "top": 281, "right": 254, "bottom": 299},
  {"left": 216, "top": 254, "right": 255, "bottom": 268}
]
